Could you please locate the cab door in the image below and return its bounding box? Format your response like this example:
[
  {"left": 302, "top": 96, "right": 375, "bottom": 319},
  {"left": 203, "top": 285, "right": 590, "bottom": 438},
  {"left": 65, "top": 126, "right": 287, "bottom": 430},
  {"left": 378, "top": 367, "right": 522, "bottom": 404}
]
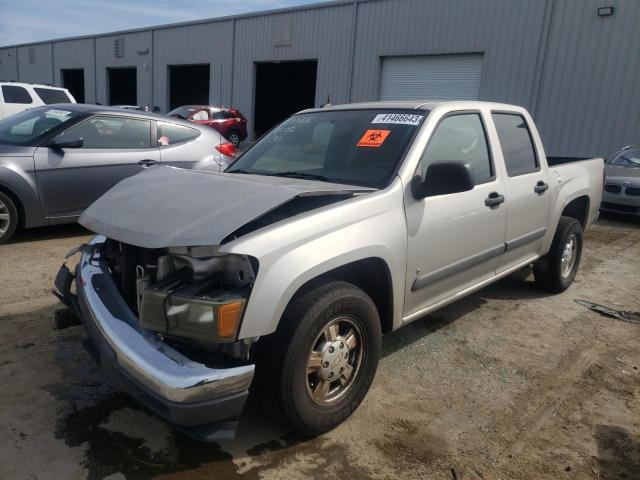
[
  {"left": 404, "top": 111, "right": 507, "bottom": 319},
  {"left": 33, "top": 115, "right": 160, "bottom": 219},
  {"left": 489, "top": 112, "right": 551, "bottom": 273}
]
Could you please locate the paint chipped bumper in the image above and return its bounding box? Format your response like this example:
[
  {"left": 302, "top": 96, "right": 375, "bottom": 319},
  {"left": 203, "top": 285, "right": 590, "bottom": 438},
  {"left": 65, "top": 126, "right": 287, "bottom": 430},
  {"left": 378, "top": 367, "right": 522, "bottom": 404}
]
[{"left": 54, "top": 236, "right": 254, "bottom": 428}]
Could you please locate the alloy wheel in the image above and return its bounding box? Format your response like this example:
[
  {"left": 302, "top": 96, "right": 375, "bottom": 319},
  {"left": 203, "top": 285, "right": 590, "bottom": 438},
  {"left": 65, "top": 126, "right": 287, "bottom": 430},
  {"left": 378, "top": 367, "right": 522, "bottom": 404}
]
[
  {"left": 305, "top": 316, "right": 365, "bottom": 406},
  {"left": 0, "top": 198, "right": 10, "bottom": 238}
]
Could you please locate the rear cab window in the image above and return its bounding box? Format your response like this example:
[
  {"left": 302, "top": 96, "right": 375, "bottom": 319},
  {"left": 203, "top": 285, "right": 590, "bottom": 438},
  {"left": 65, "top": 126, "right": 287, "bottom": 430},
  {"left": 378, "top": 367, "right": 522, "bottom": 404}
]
[
  {"left": 1, "top": 85, "right": 33, "bottom": 104},
  {"left": 157, "top": 122, "right": 200, "bottom": 147},
  {"left": 33, "top": 87, "right": 72, "bottom": 104},
  {"left": 492, "top": 113, "right": 539, "bottom": 176}
]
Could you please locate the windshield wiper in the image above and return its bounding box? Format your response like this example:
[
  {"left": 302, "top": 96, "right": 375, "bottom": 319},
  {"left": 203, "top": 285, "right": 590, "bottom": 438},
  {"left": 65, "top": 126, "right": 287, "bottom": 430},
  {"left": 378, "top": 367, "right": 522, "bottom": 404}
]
[
  {"left": 265, "top": 171, "right": 332, "bottom": 182},
  {"left": 226, "top": 169, "right": 332, "bottom": 182}
]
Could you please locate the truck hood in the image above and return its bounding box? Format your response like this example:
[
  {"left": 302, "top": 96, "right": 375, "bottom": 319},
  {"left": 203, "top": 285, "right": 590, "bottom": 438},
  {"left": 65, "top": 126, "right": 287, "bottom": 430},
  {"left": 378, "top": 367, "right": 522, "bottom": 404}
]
[
  {"left": 79, "top": 166, "right": 373, "bottom": 248},
  {"left": 0, "top": 144, "right": 36, "bottom": 157}
]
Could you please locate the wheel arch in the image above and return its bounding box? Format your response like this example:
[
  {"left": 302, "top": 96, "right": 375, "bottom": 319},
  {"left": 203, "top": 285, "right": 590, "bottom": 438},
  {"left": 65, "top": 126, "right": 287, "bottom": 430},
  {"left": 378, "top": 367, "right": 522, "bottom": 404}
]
[
  {"left": 0, "top": 183, "right": 25, "bottom": 229},
  {"left": 560, "top": 195, "right": 590, "bottom": 229},
  {"left": 289, "top": 257, "right": 395, "bottom": 334}
]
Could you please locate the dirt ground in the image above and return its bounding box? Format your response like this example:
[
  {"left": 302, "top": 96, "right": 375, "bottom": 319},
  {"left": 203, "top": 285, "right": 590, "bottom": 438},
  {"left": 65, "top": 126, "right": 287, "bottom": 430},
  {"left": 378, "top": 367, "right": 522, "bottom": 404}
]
[{"left": 0, "top": 215, "right": 639, "bottom": 480}]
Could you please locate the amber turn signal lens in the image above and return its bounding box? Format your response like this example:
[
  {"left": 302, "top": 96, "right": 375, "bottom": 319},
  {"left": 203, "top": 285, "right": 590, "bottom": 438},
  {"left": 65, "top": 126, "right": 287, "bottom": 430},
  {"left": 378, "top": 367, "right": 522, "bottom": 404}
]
[{"left": 216, "top": 300, "right": 245, "bottom": 338}]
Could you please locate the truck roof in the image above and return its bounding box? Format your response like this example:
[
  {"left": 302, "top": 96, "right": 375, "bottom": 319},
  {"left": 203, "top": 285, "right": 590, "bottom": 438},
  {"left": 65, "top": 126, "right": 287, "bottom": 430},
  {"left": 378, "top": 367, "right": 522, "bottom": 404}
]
[{"left": 300, "top": 100, "right": 522, "bottom": 114}]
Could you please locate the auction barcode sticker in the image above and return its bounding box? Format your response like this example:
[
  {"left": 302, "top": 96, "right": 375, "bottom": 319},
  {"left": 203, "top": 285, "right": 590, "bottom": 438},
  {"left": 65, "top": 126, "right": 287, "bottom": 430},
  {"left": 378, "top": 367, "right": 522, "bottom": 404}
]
[{"left": 372, "top": 113, "right": 424, "bottom": 126}]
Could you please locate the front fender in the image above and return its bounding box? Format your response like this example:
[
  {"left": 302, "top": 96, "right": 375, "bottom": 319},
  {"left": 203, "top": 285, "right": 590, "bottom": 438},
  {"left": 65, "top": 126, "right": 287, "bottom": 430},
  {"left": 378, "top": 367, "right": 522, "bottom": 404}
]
[
  {"left": 0, "top": 159, "right": 45, "bottom": 228},
  {"left": 221, "top": 179, "right": 408, "bottom": 339}
]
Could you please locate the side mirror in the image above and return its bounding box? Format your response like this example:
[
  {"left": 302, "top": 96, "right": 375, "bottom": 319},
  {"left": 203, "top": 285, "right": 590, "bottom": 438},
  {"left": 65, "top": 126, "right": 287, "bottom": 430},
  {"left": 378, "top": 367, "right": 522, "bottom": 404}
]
[
  {"left": 49, "top": 137, "right": 84, "bottom": 149},
  {"left": 411, "top": 161, "right": 475, "bottom": 199}
]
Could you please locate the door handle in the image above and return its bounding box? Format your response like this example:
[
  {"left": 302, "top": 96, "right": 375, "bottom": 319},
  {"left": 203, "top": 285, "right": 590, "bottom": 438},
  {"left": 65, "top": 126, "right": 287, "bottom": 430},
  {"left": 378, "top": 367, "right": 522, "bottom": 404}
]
[
  {"left": 485, "top": 192, "right": 505, "bottom": 208},
  {"left": 138, "top": 159, "right": 158, "bottom": 168},
  {"left": 534, "top": 181, "right": 549, "bottom": 194}
]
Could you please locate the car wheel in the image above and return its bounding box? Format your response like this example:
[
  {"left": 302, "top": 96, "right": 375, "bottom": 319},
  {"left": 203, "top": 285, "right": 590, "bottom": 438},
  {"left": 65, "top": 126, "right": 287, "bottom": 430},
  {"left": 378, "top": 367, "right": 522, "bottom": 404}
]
[
  {"left": 256, "top": 281, "right": 381, "bottom": 436},
  {"left": 533, "top": 216, "right": 583, "bottom": 293},
  {"left": 0, "top": 191, "right": 18, "bottom": 244},
  {"left": 228, "top": 131, "right": 241, "bottom": 147}
]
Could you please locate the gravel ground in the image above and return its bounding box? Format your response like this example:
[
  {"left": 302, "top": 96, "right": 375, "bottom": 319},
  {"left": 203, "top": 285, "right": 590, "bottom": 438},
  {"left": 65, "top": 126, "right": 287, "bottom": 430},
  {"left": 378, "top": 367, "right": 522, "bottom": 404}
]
[{"left": 0, "top": 214, "right": 638, "bottom": 480}]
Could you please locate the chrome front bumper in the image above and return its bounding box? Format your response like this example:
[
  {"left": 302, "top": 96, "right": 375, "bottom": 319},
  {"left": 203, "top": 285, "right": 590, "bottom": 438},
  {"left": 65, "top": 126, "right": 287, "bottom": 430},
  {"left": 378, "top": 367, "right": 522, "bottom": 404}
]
[{"left": 55, "top": 236, "right": 254, "bottom": 427}]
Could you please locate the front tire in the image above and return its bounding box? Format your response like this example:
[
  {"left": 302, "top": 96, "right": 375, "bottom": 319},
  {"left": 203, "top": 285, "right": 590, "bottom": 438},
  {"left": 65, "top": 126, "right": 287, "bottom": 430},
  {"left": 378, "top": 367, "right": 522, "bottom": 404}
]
[
  {"left": 257, "top": 281, "right": 381, "bottom": 436},
  {"left": 533, "top": 216, "right": 583, "bottom": 293},
  {"left": 0, "top": 191, "right": 18, "bottom": 244}
]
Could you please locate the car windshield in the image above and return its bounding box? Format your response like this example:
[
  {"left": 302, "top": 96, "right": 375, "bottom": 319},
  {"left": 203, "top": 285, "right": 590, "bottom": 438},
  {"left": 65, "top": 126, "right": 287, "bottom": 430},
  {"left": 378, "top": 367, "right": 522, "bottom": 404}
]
[
  {"left": 167, "top": 106, "right": 198, "bottom": 119},
  {"left": 226, "top": 109, "right": 426, "bottom": 188},
  {"left": 609, "top": 148, "right": 640, "bottom": 167},
  {"left": 0, "top": 107, "right": 83, "bottom": 146}
]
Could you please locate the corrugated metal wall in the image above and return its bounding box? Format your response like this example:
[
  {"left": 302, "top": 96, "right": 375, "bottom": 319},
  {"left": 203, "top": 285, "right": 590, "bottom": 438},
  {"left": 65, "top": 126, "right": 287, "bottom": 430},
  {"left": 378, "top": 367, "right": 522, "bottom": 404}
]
[
  {"left": 0, "top": 0, "right": 638, "bottom": 157},
  {"left": 0, "top": 48, "right": 18, "bottom": 81},
  {"left": 351, "top": 0, "right": 547, "bottom": 108},
  {"left": 53, "top": 38, "right": 96, "bottom": 103},
  {"left": 534, "top": 0, "right": 640, "bottom": 157},
  {"left": 17, "top": 43, "right": 53, "bottom": 84},
  {"left": 95, "top": 30, "right": 153, "bottom": 106},
  {"left": 153, "top": 21, "right": 234, "bottom": 113},
  {"left": 232, "top": 3, "right": 355, "bottom": 136}
]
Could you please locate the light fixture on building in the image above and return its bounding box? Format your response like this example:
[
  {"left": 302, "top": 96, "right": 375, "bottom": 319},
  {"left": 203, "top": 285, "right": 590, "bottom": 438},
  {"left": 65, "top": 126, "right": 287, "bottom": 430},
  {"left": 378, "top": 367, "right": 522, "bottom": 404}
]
[{"left": 597, "top": 6, "right": 615, "bottom": 17}]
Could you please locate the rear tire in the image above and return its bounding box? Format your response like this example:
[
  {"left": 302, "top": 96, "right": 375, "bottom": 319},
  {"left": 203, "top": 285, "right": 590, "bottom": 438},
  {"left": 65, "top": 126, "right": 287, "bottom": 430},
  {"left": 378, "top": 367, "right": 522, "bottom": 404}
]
[
  {"left": 533, "top": 216, "right": 583, "bottom": 293},
  {"left": 256, "top": 281, "right": 381, "bottom": 436},
  {"left": 228, "top": 131, "right": 241, "bottom": 147},
  {"left": 0, "top": 191, "right": 18, "bottom": 244}
]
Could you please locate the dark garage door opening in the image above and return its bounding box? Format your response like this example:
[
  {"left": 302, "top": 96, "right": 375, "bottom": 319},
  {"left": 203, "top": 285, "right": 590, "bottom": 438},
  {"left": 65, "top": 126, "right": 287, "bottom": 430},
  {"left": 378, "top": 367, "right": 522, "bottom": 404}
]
[
  {"left": 61, "top": 69, "right": 85, "bottom": 103},
  {"left": 108, "top": 67, "right": 137, "bottom": 106},
  {"left": 169, "top": 64, "right": 210, "bottom": 110},
  {"left": 254, "top": 60, "right": 317, "bottom": 138}
]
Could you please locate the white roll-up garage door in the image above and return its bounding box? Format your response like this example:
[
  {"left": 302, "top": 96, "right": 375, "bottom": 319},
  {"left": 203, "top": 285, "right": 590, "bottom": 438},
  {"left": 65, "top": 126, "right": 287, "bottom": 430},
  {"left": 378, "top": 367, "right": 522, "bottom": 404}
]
[{"left": 380, "top": 54, "right": 483, "bottom": 101}]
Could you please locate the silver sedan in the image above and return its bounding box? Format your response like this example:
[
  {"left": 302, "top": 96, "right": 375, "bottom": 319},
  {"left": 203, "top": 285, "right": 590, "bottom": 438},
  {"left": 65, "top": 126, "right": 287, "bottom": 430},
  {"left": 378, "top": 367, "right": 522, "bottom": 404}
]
[
  {"left": 0, "top": 104, "right": 237, "bottom": 242},
  {"left": 601, "top": 145, "right": 640, "bottom": 218}
]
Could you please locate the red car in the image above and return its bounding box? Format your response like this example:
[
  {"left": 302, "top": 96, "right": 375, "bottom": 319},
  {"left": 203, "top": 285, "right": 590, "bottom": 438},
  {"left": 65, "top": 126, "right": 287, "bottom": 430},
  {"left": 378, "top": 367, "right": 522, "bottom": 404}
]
[{"left": 168, "top": 105, "right": 248, "bottom": 146}]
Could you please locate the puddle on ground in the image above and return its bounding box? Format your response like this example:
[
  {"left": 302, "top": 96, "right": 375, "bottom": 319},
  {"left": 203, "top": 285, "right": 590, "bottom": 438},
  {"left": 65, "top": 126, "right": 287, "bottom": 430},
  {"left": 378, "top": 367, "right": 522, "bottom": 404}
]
[{"left": 49, "top": 329, "right": 379, "bottom": 479}]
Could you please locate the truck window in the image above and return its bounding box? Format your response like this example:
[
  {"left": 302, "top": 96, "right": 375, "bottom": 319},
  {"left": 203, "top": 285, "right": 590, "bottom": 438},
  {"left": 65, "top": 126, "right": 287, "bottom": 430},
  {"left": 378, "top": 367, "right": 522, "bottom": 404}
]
[
  {"left": 33, "top": 88, "right": 72, "bottom": 104},
  {"left": 419, "top": 113, "right": 493, "bottom": 184},
  {"left": 1, "top": 85, "right": 33, "bottom": 104},
  {"left": 492, "top": 113, "right": 539, "bottom": 176}
]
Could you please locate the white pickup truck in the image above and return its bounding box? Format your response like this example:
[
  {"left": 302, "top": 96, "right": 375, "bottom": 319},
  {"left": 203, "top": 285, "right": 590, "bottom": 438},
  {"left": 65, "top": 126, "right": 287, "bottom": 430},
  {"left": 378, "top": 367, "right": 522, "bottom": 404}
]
[{"left": 55, "top": 101, "right": 603, "bottom": 438}]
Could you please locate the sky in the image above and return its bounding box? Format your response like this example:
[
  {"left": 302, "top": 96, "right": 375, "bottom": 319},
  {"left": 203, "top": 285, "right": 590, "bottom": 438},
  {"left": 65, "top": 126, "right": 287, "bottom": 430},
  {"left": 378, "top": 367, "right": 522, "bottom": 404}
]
[{"left": 0, "top": 0, "right": 325, "bottom": 46}]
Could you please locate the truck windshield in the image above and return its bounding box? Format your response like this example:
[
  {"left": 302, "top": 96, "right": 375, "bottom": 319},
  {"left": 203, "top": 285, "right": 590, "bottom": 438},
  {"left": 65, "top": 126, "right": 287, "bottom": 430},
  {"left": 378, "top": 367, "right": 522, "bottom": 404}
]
[
  {"left": 0, "top": 107, "right": 83, "bottom": 146},
  {"left": 227, "top": 109, "right": 426, "bottom": 188}
]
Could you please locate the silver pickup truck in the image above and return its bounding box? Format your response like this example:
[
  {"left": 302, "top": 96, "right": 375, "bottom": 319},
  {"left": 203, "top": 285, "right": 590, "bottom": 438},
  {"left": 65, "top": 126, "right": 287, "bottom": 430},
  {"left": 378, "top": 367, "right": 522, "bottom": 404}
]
[{"left": 55, "top": 101, "right": 603, "bottom": 438}]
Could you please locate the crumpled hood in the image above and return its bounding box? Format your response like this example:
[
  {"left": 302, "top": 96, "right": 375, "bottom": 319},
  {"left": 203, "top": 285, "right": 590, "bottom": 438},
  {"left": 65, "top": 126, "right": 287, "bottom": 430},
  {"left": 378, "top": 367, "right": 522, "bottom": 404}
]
[{"left": 79, "top": 166, "right": 373, "bottom": 248}]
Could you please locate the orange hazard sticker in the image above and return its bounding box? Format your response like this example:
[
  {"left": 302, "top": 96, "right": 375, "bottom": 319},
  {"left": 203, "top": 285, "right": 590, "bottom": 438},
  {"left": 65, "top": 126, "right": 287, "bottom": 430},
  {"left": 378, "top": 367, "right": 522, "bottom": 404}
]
[{"left": 357, "top": 129, "right": 390, "bottom": 148}]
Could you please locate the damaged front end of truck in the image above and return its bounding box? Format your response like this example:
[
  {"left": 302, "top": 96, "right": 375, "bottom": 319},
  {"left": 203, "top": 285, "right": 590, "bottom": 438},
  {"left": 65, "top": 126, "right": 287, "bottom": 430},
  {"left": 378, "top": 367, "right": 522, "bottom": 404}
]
[{"left": 53, "top": 165, "right": 372, "bottom": 439}]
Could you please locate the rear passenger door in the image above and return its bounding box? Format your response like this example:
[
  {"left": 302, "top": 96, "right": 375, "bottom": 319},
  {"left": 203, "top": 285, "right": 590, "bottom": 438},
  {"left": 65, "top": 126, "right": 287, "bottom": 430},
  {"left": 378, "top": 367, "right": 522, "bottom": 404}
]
[
  {"left": 491, "top": 111, "right": 551, "bottom": 273},
  {"left": 34, "top": 115, "right": 160, "bottom": 218}
]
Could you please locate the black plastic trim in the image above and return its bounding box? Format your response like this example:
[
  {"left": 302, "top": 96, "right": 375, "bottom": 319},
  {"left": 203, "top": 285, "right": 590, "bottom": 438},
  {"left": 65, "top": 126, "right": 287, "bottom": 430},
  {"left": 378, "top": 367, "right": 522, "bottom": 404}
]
[
  {"left": 505, "top": 227, "right": 546, "bottom": 251},
  {"left": 411, "top": 243, "right": 505, "bottom": 291}
]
